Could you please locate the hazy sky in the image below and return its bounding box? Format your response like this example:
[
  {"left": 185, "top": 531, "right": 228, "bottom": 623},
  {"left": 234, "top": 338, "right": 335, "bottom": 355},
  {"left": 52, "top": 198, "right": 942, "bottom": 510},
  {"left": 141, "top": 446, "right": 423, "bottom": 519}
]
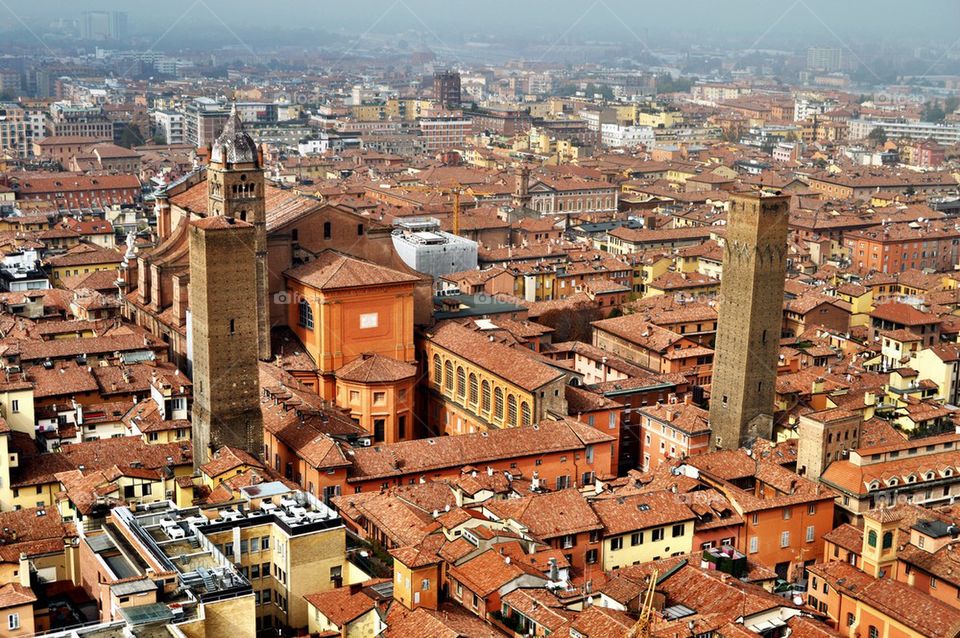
[{"left": 4, "top": 1, "right": 959, "bottom": 50}]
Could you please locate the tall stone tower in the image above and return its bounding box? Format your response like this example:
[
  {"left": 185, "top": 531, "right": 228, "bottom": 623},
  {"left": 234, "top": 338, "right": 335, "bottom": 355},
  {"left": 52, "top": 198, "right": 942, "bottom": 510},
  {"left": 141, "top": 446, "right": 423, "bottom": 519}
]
[
  {"left": 189, "top": 106, "right": 267, "bottom": 467},
  {"left": 189, "top": 215, "right": 263, "bottom": 466},
  {"left": 709, "top": 192, "right": 790, "bottom": 450},
  {"left": 205, "top": 105, "right": 271, "bottom": 362}
]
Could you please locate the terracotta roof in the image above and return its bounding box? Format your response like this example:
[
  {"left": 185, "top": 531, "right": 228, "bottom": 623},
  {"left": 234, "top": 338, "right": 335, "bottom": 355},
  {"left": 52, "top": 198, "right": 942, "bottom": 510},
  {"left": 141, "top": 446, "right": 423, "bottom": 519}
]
[
  {"left": 0, "top": 583, "right": 36, "bottom": 609},
  {"left": 335, "top": 353, "right": 416, "bottom": 384},
  {"left": 303, "top": 585, "right": 379, "bottom": 627},
  {"left": 591, "top": 490, "right": 696, "bottom": 536},
  {"left": 346, "top": 419, "right": 613, "bottom": 483},
  {"left": 447, "top": 549, "right": 532, "bottom": 597},
  {"left": 485, "top": 489, "right": 602, "bottom": 539},
  {"left": 285, "top": 249, "right": 418, "bottom": 290},
  {"left": 810, "top": 560, "right": 960, "bottom": 638},
  {"left": 428, "top": 321, "right": 563, "bottom": 391}
]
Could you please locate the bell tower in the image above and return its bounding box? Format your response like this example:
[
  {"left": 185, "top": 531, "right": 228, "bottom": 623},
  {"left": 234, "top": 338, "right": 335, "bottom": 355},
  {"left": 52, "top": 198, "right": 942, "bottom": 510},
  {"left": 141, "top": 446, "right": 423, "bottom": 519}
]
[
  {"left": 206, "top": 105, "right": 271, "bottom": 362},
  {"left": 861, "top": 508, "right": 901, "bottom": 578}
]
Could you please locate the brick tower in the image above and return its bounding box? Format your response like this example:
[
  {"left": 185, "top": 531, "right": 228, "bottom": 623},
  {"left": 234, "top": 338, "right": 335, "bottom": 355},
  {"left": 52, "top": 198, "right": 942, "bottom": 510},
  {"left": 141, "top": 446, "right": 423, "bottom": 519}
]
[
  {"left": 189, "top": 107, "right": 266, "bottom": 466},
  {"left": 205, "top": 105, "right": 271, "bottom": 362},
  {"left": 189, "top": 216, "right": 263, "bottom": 466},
  {"left": 709, "top": 192, "right": 790, "bottom": 450}
]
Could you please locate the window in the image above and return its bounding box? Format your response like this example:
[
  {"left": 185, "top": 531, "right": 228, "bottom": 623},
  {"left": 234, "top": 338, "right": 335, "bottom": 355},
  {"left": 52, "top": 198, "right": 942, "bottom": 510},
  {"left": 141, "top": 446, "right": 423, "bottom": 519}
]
[
  {"left": 359, "top": 312, "right": 379, "bottom": 329},
  {"left": 481, "top": 381, "right": 491, "bottom": 412},
  {"left": 373, "top": 392, "right": 386, "bottom": 405},
  {"left": 433, "top": 355, "right": 442, "bottom": 386},
  {"left": 556, "top": 475, "right": 569, "bottom": 490},
  {"left": 751, "top": 513, "right": 759, "bottom": 525},
  {"left": 586, "top": 549, "right": 598, "bottom": 564},
  {"left": 251, "top": 564, "right": 260, "bottom": 579},
  {"left": 10, "top": 400, "right": 18, "bottom": 413},
  {"left": 374, "top": 419, "right": 385, "bottom": 443},
  {"left": 445, "top": 361, "right": 454, "bottom": 391},
  {"left": 507, "top": 395, "right": 518, "bottom": 426},
  {"left": 867, "top": 530, "right": 877, "bottom": 547},
  {"left": 847, "top": 613, "right": 856, "bottom": 627},
  {"left": 806, "top": 525, "right": 815, "bottom": 543},
  {"left": 298, "top": 300, "right": 314, "bottom": 329},
  {"left": 261, "top": 536, "right": 270, "bottom": 550},
  {"left": 882, "top": 531, "right": 893, "bottom": 550},
  {"left": 782, "top": 507, "right": 792, "bottom": 520},
  {"left": 357, "top": 223, "right": 364, "bottom": 236},
  {"left": 652, "top": 528, "right": 664, "bottom": 542},
  {"left": 808, "top": 503, "right": 816, "bottom": 515},
  {"left": 468, "top": 374, "right": 478, "bottom": 405},
  {"left": 561, "top": 535, "right": 575, "bottom": 549},
  {"left": 421, "top": 578, "right": 430, "bottom": 590},
  {"left": 780, "top": 531, "right": 791, "bottom": 548},
  {"left": 631, "top": 532, "right": 643, "bottom": 546},
  {"left": 672, "top": 524, "right": 685, "bottom": 537},
  {"left": 8, "top": 613, "right": 19, "bottom": 630},
  {"left": 749, "top": 536, "right": 759, "bottom": 553},
  {"left": 323, "top": 221, "right": 331, "bottom": 239},
  {"left": 330, "top": 565, "right": 342, "bottom": 582},
  {"left": 494, "top": 388, "right": 504, "bottom": 419},
  {"left": 932, "top": 577, "right": 938, "bottom": 589},
  {"left": 456, "top": 367, "right": 466, "bottom": 399},
  {"left": 611, "top": 537, "right": 624, "bottom": 551},
  {"left": 868, "top": 626, "right": 878, "bottom": 638},
  {"left": 521, "top": 402, "right": 531, "bottom": 425}
]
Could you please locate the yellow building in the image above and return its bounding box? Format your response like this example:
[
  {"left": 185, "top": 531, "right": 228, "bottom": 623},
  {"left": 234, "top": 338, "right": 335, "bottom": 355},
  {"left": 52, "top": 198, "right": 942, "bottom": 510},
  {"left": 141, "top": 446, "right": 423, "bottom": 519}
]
[
  {"left": 422, "top": 321, "right": 567, "bottom": 435},
  {"left": 629, "top": 253, "right": 672, "bottom": 296},
  {"left": 591, "top": 491, "right": 696, "bottom": 570},
  {"left": 199, "top": 482, "right": 351, "bottom": 632},
  {"left": 910, "top": 343, "right": 960, "bottom": 407},
  {"left": 636, "top": 108, "right": 682, "bottom": 129},
  {"left": 305, "top": 583, "right": 389, "bottom": 636}
]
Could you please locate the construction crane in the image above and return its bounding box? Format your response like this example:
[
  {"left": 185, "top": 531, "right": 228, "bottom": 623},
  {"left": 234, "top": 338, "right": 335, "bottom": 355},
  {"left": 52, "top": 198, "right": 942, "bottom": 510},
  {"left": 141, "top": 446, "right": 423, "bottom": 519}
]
[
  {"left": 626, "top": 569, "right": 659, "bottom": 638},
  {"left": 401, "top": 183, "right": 471, "bottom": 236}
]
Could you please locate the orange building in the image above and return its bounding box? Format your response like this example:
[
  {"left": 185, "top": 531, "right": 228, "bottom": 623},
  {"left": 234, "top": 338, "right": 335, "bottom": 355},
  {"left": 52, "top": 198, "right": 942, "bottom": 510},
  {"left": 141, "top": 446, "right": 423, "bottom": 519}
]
[
  {"left": 688, "top": 450, "right": 837, "bottom": 580},
  {"left": 335, "top": 354, "right": 417, "bottom": 444},
  {"left": 285, "top": 250, "right": 418, "bottom": 392},
  {"left": 638, "top": 398, "right": 711, "bottom": 472}
]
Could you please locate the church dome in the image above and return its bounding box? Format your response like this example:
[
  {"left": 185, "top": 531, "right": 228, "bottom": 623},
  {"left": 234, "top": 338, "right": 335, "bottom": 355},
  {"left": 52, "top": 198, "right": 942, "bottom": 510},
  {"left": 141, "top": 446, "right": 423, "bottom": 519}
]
[{"left": 210, "top": 104, "right": 259, "bottom": 166}]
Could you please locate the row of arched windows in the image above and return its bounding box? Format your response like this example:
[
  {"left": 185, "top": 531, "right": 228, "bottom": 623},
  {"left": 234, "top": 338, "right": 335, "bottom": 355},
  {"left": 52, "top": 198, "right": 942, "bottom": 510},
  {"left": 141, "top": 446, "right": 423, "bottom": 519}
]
[
  {"left": 433, "top": 353, "right": 532, "bottom": 427},
  {"left": 231, "top": 182, "right": 256, "bottom": 196}
]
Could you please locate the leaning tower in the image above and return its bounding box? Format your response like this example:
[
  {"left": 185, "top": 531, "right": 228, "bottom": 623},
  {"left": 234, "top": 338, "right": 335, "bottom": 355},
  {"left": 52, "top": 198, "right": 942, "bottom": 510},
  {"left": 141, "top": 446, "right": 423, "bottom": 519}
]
[{"left": 709, "top": 192, "right": 790, "bottom": 450}]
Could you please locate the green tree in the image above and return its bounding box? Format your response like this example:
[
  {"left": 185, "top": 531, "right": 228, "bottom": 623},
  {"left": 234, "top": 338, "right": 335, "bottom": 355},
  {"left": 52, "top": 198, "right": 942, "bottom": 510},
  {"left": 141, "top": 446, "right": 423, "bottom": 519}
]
[
  {"left": 867, "top": 126, "right": 887, "bottom": 146},
  {"left": 921, "top": 101, "right": 947, "bottom": 123}
]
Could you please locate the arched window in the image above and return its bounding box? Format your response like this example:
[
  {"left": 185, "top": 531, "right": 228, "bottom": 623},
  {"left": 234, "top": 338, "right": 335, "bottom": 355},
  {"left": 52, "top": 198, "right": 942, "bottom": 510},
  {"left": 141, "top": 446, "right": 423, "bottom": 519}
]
[
  {"left": 433, "top": 355, "right": 442, "bottom": 387},
  {"left": 494, "top": 388, "right": 504, "bottom": 420},
  {"left": 882, "top": 531, "right": 893, "bottom": 550},
  {"left": 239, "top": 210, "right": 247, "bottom": 222},
  {"left": 469, "top": 373, "right": 478, "bottom": 405},
  {"left": 298, "top": 299, "right": 314, "bottom": 329},
  {"left": 444, "top": 360, "right": 453, "bottom": 391},
  {"left": 456, "top": 367, "right": 466, "bottom": 399},
  {"left": 507, "top": 395, "right": 518, "bottom": 426},
  {"left": 520, "top": 402, "right": 531, "bottom": 425},
  {"left": 867, "top": 530, "right": 877, "bottom": 547},
  {"left": 481, "top": 381, "right": 491, "bottom": 413}
]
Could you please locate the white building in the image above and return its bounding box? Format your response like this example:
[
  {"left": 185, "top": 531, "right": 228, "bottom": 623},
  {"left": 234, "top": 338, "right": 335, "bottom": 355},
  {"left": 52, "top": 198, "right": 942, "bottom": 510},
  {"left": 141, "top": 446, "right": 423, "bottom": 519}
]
[
  {"left": 848, "top": 119, "right": 960, "bottom": 145},
  {"left": 391, "top": 217, "right": 478, "bottom": 279},
  {"left": 152, "top": 110, "right": 184, "bottom": 144},
  {"left": 601, "top": 123, "right": 655, "bottom": 149}
]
